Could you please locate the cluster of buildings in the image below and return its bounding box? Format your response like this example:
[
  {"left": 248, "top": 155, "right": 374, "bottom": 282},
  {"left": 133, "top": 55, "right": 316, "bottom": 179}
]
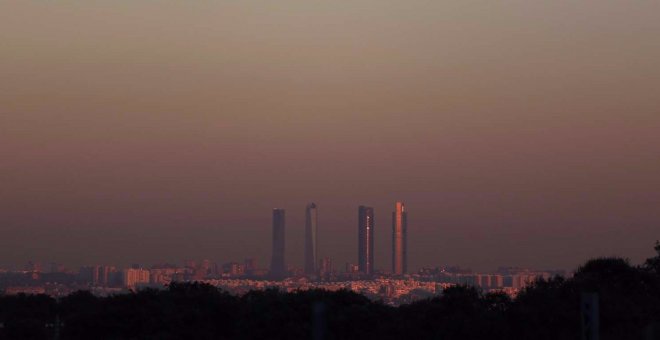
[
  {"left": 272, "top": 201, "right": 408, "bottom": 279},
  {"left": 0, "top": 201, "right": 565, "bottom": 302},
  {"left": 204, "top": 277, "right": 447, "bottom": 305},
  {"left": 191, "top": 266, "right": 563, "bottom": 305},
  {"left": 0, "top": 260, "right": 563, "bottom": 304},
  {"left": 0, "top": 260, "right": 264, "bottom": 297}
]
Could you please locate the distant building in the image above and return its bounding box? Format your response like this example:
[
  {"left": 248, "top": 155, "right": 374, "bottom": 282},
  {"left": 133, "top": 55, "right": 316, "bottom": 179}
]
[
  {"left": 456, "top": 274, "right": 476, "bottom": 286},
  {"left": 99, "top": 266, "right": 121, "bottom": 287},
  {"left": 392, "top": 202, "right": 407, "bottom": 275},
  {"left": 288, "top": 265, "right": 304, "bottom": 277},
  {"left": 49, "top": 263, "right": 66, "bottom": 273},
  {"left": 245, "top": 258, "right": 257, "bottom": 275},
  {"left": 304, "top": 203, "right": 319, "bottom": 275},
  {"left": 503, "top": 275, "right": 522, "bottom": 289},
  {"left": 223, "top": 262, "right": 245, "bottom": 276},
  {"left": 200, "top": 259, "right": 213, "bottom": 276},
  {"left": 149, "top": 269, "right": 169, "bottom": 285},
  {"left": 98, "top": 266, "right": 111, "bottom": 286},
  {"left": 358, "top": 206, "right": 375, "bottom": 275},
  {"left": 25, "top": 261, "right": 42, "bottom": 273},
  {"left": 491, "top": 275, "right": 504, "bottom": 289},
  {"left": 270, "top": 208, "right": 286, "bottom": 278},
  {"left": 192, "top": 268, "right": 206, "bottom": 281},
  {"left": 346, "top": 263, "right": 360, "bottom": 274},
  {"left": 79, "top": 265, "right": 101, "bottom": 285},
  {"left": 123, "top": 268, "right": 150, "bottom": 288},
  {"left": 480, "top": 275, "right": 492, "bottom": 289},
  {"left": 319, "top": 257, "right": 333, "bottom": 279},
  {"left": 474, "top": 274, "right": 483, "bottom": 287}
]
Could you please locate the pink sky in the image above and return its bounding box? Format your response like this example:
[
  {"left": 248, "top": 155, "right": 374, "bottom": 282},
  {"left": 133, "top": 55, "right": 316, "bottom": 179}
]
[{"left": 1, "top": 1, "right": 659, "bottom": 271}]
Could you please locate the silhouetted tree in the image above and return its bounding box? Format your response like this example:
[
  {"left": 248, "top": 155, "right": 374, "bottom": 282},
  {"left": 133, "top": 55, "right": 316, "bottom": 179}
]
[
  {"left": 0, "top": 293, "right": 56, "bottom": 340},
  {"left": 58, "top": 283, "right": 239, "bottom": 340},
  {"left": 645, "top": 240, "right": 660, "bottom": 274},
  {"left": 573, "top": 257, "right": 660, "bottom": 340}
]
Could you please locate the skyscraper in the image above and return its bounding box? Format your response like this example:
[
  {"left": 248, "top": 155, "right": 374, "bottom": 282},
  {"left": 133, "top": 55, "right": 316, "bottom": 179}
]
[
  {"left": 270, "top": 208, "right": 286, "bottom": 279},
  {"left": 392, "top": 201, "right": 407, "bottom": 275},
  {"left": 358, "top": 205, "right": 375, "bottom": 275},
  {"left": 304, "top": 203, "right": 318, "bottom": 275}
]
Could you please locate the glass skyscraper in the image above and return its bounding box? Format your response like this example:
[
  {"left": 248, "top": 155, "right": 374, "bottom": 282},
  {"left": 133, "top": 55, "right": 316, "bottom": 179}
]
[
  {"left": 358, "top": 205, "right": 375, "bottom": 275},
  {"left": 392, "top": 201, "right": 407, "bottom": 275},
  {"left": 304, "top": 203, "right": 318, "bottom": 275}
]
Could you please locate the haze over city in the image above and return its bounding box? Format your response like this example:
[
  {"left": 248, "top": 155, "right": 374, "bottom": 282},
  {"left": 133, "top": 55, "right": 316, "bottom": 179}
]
[{"left": 2, "top": 1, "right": 660, "bottom": 272}]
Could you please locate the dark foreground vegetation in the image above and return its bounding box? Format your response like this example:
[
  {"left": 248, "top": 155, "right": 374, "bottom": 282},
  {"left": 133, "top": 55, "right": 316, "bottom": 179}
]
[{"left": 2, "top": 243, "right": 660, "bottom": 340}]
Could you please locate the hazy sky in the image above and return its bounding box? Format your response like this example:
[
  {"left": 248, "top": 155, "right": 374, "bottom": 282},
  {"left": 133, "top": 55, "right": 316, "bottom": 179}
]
[{"left": 1, "top": 1, "right": 659, "bottom": 272}]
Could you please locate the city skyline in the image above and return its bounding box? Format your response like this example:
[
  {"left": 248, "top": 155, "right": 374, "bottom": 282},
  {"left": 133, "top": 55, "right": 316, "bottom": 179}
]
[
  {"left": 0, "top": 199, "right": 578, "bottom": 274},
  {"left": 0, "top": 251, "right": 569, "bottom": 306},
  {"left": 0, "top": 196, "right": 657, "bottom": 273},
  {"left": 1, "top": 1, "right": 659, "bottom": 273}
]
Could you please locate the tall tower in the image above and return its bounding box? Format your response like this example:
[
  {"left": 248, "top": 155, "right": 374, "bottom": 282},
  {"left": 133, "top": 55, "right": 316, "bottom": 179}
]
[
  {"left": 304, "top": 203, "right": 318, "bottom": 275},
  {"left": 392, "top": 201, "right": 407, "bottom": 275},
  {"left": 358, "top": 206, "right": 375, "bottom": 275},
  {"left": 270, "top": 208, "right": 286, "bottom": 279}
]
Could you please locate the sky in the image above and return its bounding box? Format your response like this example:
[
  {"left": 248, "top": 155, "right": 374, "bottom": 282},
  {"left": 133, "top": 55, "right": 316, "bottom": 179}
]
[{"left": 1, "top": 1, "right": 659, "bottom": 272}]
